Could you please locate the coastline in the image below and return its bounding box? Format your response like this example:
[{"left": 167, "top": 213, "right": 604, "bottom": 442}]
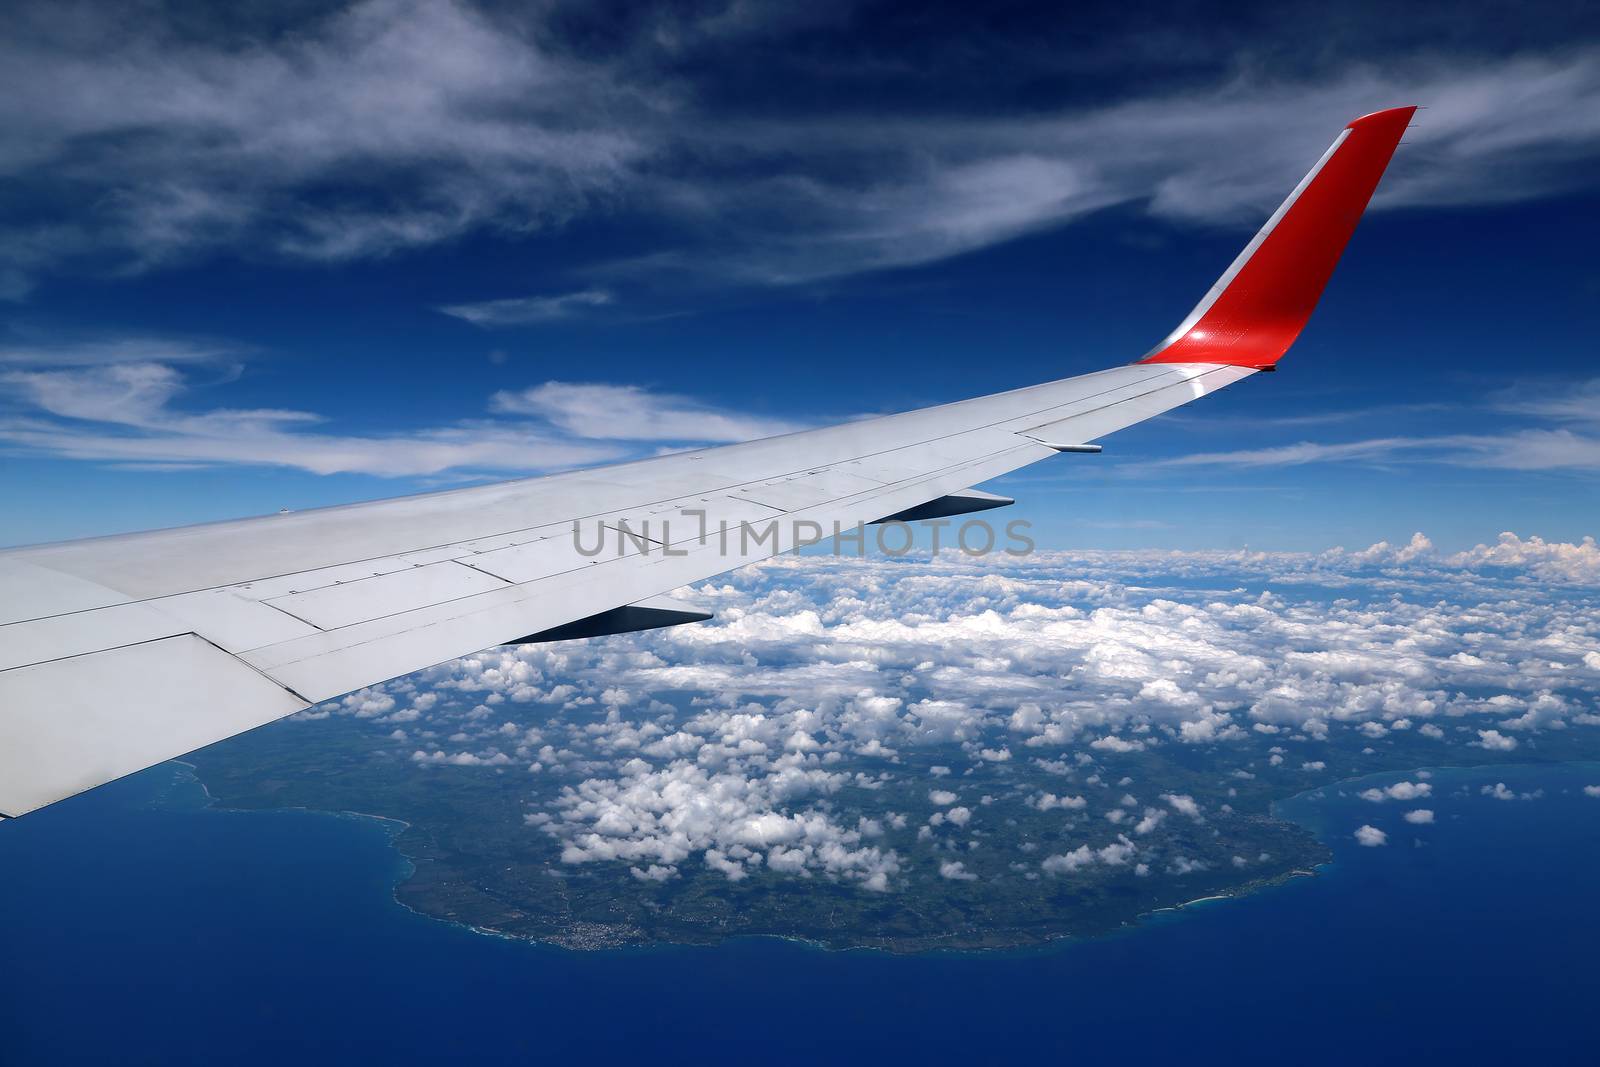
[
  {"left": 17, "top": 746, "right": 1600, "bottom": 1064},
  {"left": 172, "top": 756, "right": 1600, "bottom": 959}
]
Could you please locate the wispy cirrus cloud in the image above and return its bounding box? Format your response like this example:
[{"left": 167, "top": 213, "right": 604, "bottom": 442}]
[
  {"left": 1144, "top": 375, "right": 1600, "bottom": 473},
  {"left": 2, "top": 1, "right": 1599, "bottom": 297},
  {"left": 1492, "top": 377, "right": 1600, "bottom": 425},
  {"left": 437, "top": 289, "right": 614, "bottom": 327},
  {"left": 490, "top": 380, "right": 808, "bottom": 442},
  {"left": 1159, "top": 429, "right": 1600, "bottom": 472},
  {"left": 0, "top": 0, "right": 654, "bottom": 297},
  {"left": 0, "top": 337, "right": 242, "bottom": 367},
  {"left": 0, "top": 342, "right": 799, "bottom": 476}
]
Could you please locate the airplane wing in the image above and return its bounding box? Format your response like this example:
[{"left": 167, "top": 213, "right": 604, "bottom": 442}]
[{"left": 0, "top": 107, "right": 1415, "bottom": 819}]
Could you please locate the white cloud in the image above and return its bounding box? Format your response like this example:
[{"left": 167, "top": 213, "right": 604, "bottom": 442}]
[
  {"left": 1359, "top": 781, "right": 1432, "bottom": 803},
  {"left": 1354, "top": 825, "right": 1388, "bottom": 847},
  {"left": 1133, "top": 808, "right": 1167, "bottom": 835},
  {"left": 1584, "top": 785, "right": 1600, "bottom": 798},
  {"left": 362, "top": 541, "right": 1600, "bottom": 769},
  {"left": 1041, "top": 847, "right": 1095, "bottom": 875},
  {"left": 1481, "top": 782, "right": 1517, "bottom": 801},
  {"left": 489, "top": 381, "right": 807, "bottom": 443},
  {"left": 1162, "top": 794, "right": 1203, "bottom": 820},
  {"left": 1096, "top": 837, "right": 1136, "bottom": 866},
  {"left": 1403, "top": 809, "right": 1435, "bottom": 824},
  {"left": 1030, "top": 793, "right": 1087, "bottom": 812},
  {"left": 544, "top": 750, "right": 900, "bottom": 891},
  {"left": 0, "top": 337, "right": 240, "bottom": 368},
  {"left": 1447, "top": 533, "right": 1600, "bottom": 584},
  {"left": 342, "top": 690, "right": 403, "bottom": 720},
  {"left": 1162, "top": 432, "right": 1600, "bottom": 476},
  {"left": 0, "top": 356, "right": 633, "bottom": 477},
  {"left": 438, "top": 290, "right": 614, "bottom": 327},
  {"left": 938, "top": 860, "right": 977, "bottom": 881},
  {"left": 1474, "top": 729, "right": 1519, "bottom": 752}
]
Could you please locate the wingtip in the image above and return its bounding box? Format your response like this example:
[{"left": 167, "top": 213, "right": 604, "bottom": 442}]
[
  {"left": 1139, "top": 106, "right": 1416, "bottom": 369},
  {"left": 1347, "top": 105, "right": 1419, "bottom": 130}
]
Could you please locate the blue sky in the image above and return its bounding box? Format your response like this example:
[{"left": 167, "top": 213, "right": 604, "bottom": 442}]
[{"left": 2, "top": 0, "right": 1598, "bottom": 551}]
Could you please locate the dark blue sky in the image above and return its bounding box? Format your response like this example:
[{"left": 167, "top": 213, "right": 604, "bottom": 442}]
[{"left": 2, "top": 0, "right": 1598, "bottom": 550}]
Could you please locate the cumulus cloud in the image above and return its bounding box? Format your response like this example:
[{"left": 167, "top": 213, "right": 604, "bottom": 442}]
[
  {"left": 1446, "top": 533, "right": 1600, "bottom": 584},
  {"left": 548, "top": 753, "right": 901, "bottom": 891},
  {"left": 1041, "top": 847, "right": 1096, "bottom": 875},
  {"left": 1133, "top": 808, "right": 1167, "bottom": 835},
  {"left": 1162, "top": 794, "right": 1203, "bottom": 820},
  {"left": 1031, "top": 792, "right": 1087, "bottom": 812},
  {"left": 1474, "top": 730, "right": 1519, "bottom": 752},
  {"left": 938, "top": 860, "right": 978, "bottom": 881},
  {"left": 1403, "top": 809, "right": 1435, "bottom": 824},
  {"left": 1584, "top": 785, "right": 1600, "bottom": 798},
  {"left": 1359, "top": 781, "right": 1432, "bottom": 803},
  {"left": 1354, "top": 825, "right": 1388, "bottom": 847}
]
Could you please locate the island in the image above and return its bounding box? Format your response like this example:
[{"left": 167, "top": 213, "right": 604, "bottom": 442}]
[{"left": 186, "top": 701, "right": 1600, "bottom": 952}]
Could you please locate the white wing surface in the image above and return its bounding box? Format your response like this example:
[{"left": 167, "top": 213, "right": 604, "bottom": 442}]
[{"left": 0, "top": 107, "right": 1415, "bottom": 818}]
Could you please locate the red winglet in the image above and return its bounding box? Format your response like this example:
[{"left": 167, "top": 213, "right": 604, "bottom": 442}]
[{"left": 1140, "top": 106, "right": 1415, "bottom": 368}]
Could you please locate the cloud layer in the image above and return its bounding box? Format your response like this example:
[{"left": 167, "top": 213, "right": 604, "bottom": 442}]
[{"left": 302, "top": 534, "right": 1600, "bottom": 890}]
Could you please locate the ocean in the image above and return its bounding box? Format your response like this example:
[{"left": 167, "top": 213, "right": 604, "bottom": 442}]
[{"left": 2, "top": 761, "right": 1596, "bottom": 1065}]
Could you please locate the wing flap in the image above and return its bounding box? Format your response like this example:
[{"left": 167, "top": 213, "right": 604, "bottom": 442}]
[
  {"left": 262, "top": 560, "right": 510, "bottom": 630},
  {"left": 0, "top": 634, "right": 307, "bottom": 816}
]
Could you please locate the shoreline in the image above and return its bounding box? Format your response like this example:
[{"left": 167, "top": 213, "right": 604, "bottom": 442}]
[{"left": 173, "top": 756, "right": 1600, "bottom": 960}]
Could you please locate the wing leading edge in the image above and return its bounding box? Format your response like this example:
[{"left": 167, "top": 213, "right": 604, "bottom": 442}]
[{"left": 0, "top": 108, "right": 1415, "bottom": 819}]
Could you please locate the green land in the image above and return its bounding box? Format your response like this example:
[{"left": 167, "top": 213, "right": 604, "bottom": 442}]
[{"left": 185, "top": 710, "right": 1600, "bottom": 953}]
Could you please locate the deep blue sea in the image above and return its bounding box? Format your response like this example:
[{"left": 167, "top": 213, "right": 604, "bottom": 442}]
[{"left": 2, "top": 762, "right": 1597, "bottom": 1065}]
